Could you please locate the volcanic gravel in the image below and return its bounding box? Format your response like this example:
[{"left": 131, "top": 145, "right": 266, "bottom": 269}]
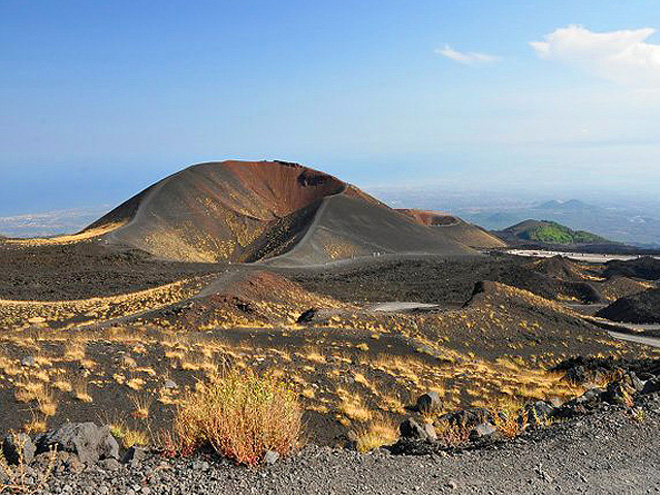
[{"left": 26, "top": 395, "right": 660, "bottom": 495}]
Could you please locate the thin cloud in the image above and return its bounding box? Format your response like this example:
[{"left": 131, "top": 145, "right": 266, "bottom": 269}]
[
  {"left": 436, "top": 45, "right": 499, "bottom": 66},
  {"left": 530, "top": 25, "right": 660, "bottom": 87}
]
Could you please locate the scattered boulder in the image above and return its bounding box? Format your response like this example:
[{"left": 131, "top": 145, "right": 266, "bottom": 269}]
[
  {"left": 555, "top": 387, "right": 605, "bottom": 418},
  {"left": 20, "top": 356, "right": 36, "bottom": 368},
  {"left": 388, "top": 438, "right": 441, "bottom": 456},
  {"left": 440, "top": 408, "right": 493, "bottom": 429},
  {"left": 164, "top": 379, "right": 178, "bottom": 389},
  {"left": 416, "top": 392, "right": 442, "bottom": 414},
  {"left": 35, "top": 423, "right": 119, "bottom": 465},
  {"left": 469, "top": 422, "right": 497, "bottom": 441},
  {"left": 121, "top": 446, "right": 147, "bottom": 466},
  {"left": 296, "top": 308, "right": 317, "bottom": 324},
  {"left": 263, "top": 450, "right": 279, "bottom": 465},
  {"left": 2, "top": 433, "right": 36, "bottom": 465},
  {"left": 643, "top": 377, "right": 660, "bottom": 395},
  {"left": 400, "top": 418, "right": 433, "bottom": 441}
]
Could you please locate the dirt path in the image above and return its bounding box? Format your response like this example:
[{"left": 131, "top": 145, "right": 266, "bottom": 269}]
[
  {"left": 368, "top": 301, "right": 439, "bottom": 312},
  {"left": 610, "top": 331, "right": 660, "bottom": 349}
]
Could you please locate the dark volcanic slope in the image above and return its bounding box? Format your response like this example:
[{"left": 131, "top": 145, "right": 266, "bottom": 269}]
[
  {"left": 267, "top": 197, "right": 475, "bottom": 266},
  {"left": 596, "top": 288, "right": 660, "bottom": 324},
  {"left": 0, "top": 241, "right": 223, "bottom": 300},
  {"left": 604, "top": 256, "right": 660, "bottom": 281},
  {"left": 285, "top": 254, "right": 604, "bottom": 306},
  {"left": 397, "top": 209, "right": 506, "bottom": 249},
  {"left": 87, "top": 160, "right": 476, "bottom": 264}
]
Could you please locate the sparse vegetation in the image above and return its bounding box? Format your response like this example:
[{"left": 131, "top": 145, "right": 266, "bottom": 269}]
[
  {"left": 172, "top": 369, "right": 302, "bottom": 466},
  {"left": 354, "top": 416, "right": 399, "bottom": 453}
]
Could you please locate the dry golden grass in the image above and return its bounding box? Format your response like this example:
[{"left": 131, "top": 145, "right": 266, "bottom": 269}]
[
  {"left": 109, "top": 421, "right": 150, "bottom": 448},
  {"left": 64, "top": 341, "right": 86, "bottom": 361},
  {"left": 126, "top": 377, "right": 145, "bottom": 391},
  {"left": 37, "top": 389, "right": 58, "bottom": 417},
  {"left": 336, "top": 388, "right": 372, "bottom": 423},
  {"left": 354, "top": 416, "right": 399, "bottom": 453},
  {"left": 121, "top": 355, "right": 137, "bottom": 368},
  {"left": 301, "top": 387, "right": 315, "bottom": 399},
  {"left": 23, "top": 413, "right": 47, "bottom": 434},
  {"left": 14, "top": 379, "right": 45, "bottom": 403},
  {"left": 173, "top": 369, "right": 302, "bottom": 466},
  {"left": 52, "top": 379, "right": 72, "bottom": 393},
  {"left": 130, "top": 394, "right": 153, "bottom": 419},
  {"left": 73, "top": 378, "right": 93, "bottom": 403},
  {"left": 301, "top": 347, "right": 326, "bottom": 364}
]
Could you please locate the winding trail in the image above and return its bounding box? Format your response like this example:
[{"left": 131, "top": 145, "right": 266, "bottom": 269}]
[{"left": 609, "top": 331, "right": 660, "bottom": 349}]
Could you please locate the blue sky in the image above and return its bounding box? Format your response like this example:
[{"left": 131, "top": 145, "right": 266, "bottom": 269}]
[{"left": 2, "top": 1, "right": 660, "bottom": 214}]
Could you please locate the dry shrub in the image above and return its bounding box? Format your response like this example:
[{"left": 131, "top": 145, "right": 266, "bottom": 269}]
[
  {"left": 493, "top": 410, "right": 527, "bottom": 439},
  {"left": 173, "top": 369, "right": 302, "bottom": 466},
  {"left": 491, "top": 397, "right": 527, "bottom": 439},
  {"left": 434, "top": 420, "right": 471, "bottom": 447}
]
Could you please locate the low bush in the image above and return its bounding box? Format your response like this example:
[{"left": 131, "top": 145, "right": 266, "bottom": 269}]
[{"left": 172, "top": 369, "right": 302, "bottom": 466}]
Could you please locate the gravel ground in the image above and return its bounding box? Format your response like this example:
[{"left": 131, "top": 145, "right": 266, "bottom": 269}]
[{"left": 22, "top": 395, "right": 660, "bottom": 495}]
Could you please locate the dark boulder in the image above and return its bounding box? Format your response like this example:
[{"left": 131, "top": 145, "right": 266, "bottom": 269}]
[
  {"left": 642, "top": 377, "right": 660, "bottom": 395},
  {"left": 554, "top": 388, "right": 605, "bottom": 419},
  {"left": 440, "top": 408, "right": 493, "bottom": 429},
  {"left": 469, "top": 422, "right": 497, "bottom": 441},
  {"left": 296, "top": 308, "right": 317, "bottom": 324},
  {"left": 416, "top": 392, "right": 442, "bottom": 414},
  {"left": 387, "top": 438, "right": 443, "bottom": 456},
  {"left": 400, "top": 418, "right": 431, "bottom": 441}
]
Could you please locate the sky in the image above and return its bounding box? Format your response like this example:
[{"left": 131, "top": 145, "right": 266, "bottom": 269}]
[{"left": 2, "top": 0, "right": 660, "bottom": 215}]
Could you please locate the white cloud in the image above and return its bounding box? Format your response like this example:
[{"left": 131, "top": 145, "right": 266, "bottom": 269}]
[
  {"left": 530, "top": 25, "right": 660, "bottom": 86},
  {"left": 436, "top": 45, "right": 498, "bottom": 66}
]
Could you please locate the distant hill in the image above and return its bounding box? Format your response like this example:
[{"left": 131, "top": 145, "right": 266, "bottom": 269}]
[
  {"left": 457, "top": 198, "right": 660, "bottom": 247},
  {"left": 495, "top": 220, "right": 614, "bottom": 246}
]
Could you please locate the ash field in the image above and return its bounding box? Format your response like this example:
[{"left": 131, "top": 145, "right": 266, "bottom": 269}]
[{"left": 2, "top": 160, "right": 660, "bottom": 494}]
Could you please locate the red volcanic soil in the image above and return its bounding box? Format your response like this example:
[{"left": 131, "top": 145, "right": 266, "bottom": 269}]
[
  {"left": 85, "top": 161, "right": 478, "bottom": 264},
  {"left": 397, "top": 209, "right": 458, "bottom": 226},
  {"left": 398, "top": 208, "right": 506, "bottom": 250}
]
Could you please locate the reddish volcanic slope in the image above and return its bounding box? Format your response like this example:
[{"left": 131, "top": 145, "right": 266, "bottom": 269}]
[
  {"left": 398, "top": 209, "right": 506, "bottom": 249},
  {"left": 87, "top": 161, "right": 478, "bottom": 263}
]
